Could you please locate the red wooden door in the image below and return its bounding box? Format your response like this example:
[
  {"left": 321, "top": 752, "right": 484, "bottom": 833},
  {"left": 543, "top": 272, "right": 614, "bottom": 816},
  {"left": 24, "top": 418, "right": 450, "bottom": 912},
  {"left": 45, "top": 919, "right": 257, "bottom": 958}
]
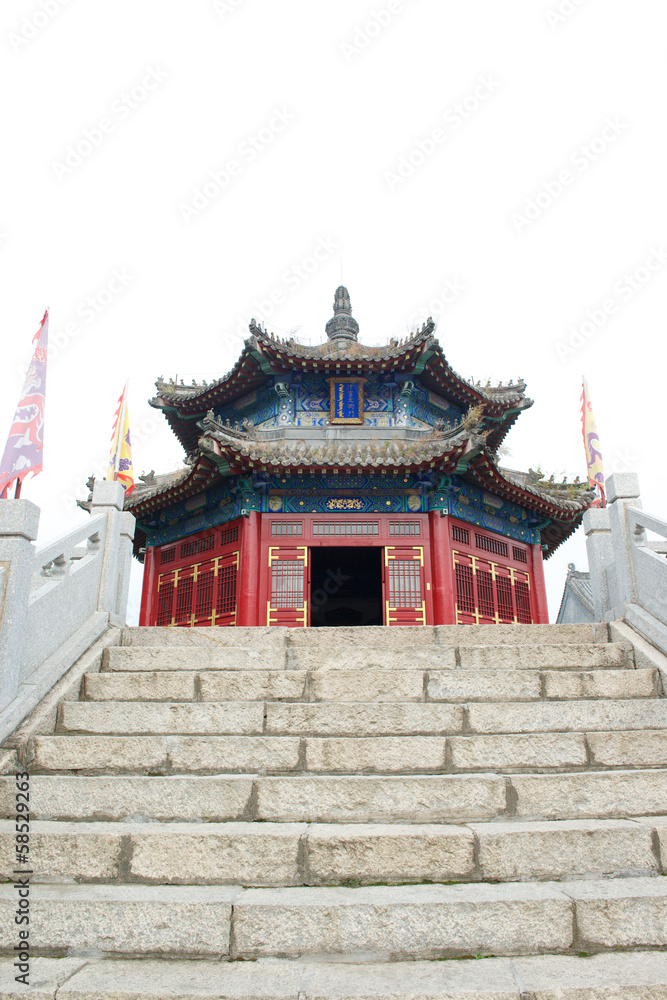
[
  {"left": 267, "top": 545, "right": 308, "bottom": 627},
  {"left": 383, "top": 545, "right": 426, "bottom": 625}
]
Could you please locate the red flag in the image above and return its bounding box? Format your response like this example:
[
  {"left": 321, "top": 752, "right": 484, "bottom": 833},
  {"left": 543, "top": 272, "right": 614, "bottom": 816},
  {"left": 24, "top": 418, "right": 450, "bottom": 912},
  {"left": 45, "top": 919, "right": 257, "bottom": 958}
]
[{"left": 0, "top": 310, "right": 48, "bottom": 498}]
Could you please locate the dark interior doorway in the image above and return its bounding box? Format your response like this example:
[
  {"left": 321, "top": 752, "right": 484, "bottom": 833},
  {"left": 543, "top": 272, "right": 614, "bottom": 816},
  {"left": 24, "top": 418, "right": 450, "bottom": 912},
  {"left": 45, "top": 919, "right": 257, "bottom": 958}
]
[{"left": 310, "top": 546, "right": 383, "bottom": 627}]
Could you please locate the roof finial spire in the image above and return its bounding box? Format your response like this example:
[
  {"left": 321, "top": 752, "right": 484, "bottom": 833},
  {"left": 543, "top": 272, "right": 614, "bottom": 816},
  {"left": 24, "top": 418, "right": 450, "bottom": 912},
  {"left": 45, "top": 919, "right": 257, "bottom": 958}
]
[{"left": 326, "top": 286, "right": 359, "bottom": 343}]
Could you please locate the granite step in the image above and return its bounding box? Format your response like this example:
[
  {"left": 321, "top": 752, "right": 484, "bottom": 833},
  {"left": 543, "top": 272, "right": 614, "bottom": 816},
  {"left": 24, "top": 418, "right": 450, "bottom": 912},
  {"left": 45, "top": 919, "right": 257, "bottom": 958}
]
[
  {"left": 0, "top": 773, "right": 506, "bottom": 822},
  {"left": 58, "top": 697, "right": 667, "bottom": 737},
  {"left": 1, "top": 878, "right": 663, "bottom": 958},
  {"left": 4, "top": 770, "right": 667, "bottom": 823},
  {"left": 120, "top": 623, "right": 609, "bottom": 648},
  {"left": 84, "top": 666, "right": 660, "bottom": 703},
  {"left": 26, "top": 952, "right": 667, "bottom": 1000},
  {"left": 448, "top": 730, "right": 667, "bottom": 771},
  {"left": 29, "top": 730, "right": 667, "bottom": 773},
  {"left": 456, "top": 642, "right": 633, "bottom": 671},
  {"left": 1, "top": 818, "right": 659, "bottom": 885},
  {"left": 102, "top": 646, "right": 460, "bottom": 673},
  {"left": 103, "top": 641, "right": 632, "bottom": 673}
]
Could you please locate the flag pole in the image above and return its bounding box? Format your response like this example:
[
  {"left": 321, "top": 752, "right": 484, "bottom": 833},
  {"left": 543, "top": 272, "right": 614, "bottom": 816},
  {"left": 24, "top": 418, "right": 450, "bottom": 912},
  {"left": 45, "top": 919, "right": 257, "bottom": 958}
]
[{"left": 14, "top": 479, "right": 21, "bottom": 499}]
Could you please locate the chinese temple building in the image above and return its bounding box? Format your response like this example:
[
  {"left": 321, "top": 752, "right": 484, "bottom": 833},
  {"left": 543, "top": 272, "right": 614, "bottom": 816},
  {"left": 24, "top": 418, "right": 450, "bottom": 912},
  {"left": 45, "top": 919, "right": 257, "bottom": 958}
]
[{"left": 127, "top": 288, "right": 594, "bottom": 628}]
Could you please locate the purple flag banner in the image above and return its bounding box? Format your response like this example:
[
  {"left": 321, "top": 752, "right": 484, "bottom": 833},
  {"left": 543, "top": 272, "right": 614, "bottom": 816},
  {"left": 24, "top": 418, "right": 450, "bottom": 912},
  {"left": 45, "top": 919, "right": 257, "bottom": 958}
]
[{"left": 0, "top": 310, "right": 49, "bottom": 498}]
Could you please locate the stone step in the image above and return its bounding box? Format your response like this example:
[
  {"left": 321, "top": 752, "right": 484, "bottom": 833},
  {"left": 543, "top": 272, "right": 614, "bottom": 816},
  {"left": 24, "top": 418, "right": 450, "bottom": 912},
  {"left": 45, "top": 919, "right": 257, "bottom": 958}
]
[
  {"left": 121, "top": 622, "right": 609, "bottom": 649},
  {"left": 457, "top": 642, "right": 633, "bottom": 671},
  {"left": 58, "top": 700, "right": 268, "bottom": 736},
  {"left": 1, "top": 878, "right": 663, "bottom": 958},
  {"left": 465, "top": 699, "right": 667, "bottom": 734},
  {"left": 30, "top": 730, "right": 667, "bottom": 773},
  {"left": 57, "top": 698, "right": 667, "bottom": 737},
  {"left": 103, "top": 646, "right": 460, "bottom": 673},
  {"left": 4, "top": 770, "right": 667, "bottom": 823},
  {"left": 0, "top": 773, "right": 504, "bottom": 822},
  {"left": 292, "top": 643, "right": 632, "bottom": 673},
  {"left": 84, "top": 667, "right": 660, "bottom": 703},
  {"left": 32, "top": 734, "right": 303, "bottom": 773},
  {"left": 1, "top": 818, "right": 659, "bottom": 885},
  {"left": 448, "top": 731, "right": 667, "bottom": 771},
  {"left": 103, "top": 641, "right": 631, "bottom": 673},
  {"left": 26, "top": 952, "right": 667, "bottom": 1000}
]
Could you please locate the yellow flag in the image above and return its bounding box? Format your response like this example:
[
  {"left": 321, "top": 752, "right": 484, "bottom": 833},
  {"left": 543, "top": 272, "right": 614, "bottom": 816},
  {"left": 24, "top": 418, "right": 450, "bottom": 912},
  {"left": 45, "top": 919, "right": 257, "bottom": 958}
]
[
  {"left": 107, "top": 381, "right": 134, "bottom": 496},
  {"left": 581, "top": 376, "right": 604, "bottom": 504}
]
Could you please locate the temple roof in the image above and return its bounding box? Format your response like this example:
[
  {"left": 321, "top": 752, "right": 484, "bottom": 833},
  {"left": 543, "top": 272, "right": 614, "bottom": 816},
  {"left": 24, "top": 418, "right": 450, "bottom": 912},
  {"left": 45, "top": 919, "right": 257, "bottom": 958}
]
[
  {"left": 151, "top": 297, "right": 532, "bottom": 455},
  {"left": 556, "top": 563, "right": 595, "bottom": 622}
]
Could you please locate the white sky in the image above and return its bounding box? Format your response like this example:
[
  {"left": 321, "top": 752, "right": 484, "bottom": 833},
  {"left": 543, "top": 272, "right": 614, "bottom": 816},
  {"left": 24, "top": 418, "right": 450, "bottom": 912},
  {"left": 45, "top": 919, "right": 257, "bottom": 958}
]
[{"left": 1, "top": 0, "right": 664, "bottom": 623}]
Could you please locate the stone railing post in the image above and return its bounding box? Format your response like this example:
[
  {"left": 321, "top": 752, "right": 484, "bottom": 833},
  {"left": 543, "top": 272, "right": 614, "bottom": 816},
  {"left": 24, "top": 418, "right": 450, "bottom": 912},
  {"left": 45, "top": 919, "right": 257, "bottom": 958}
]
[
  {"left": 90, "top": 481, "right": 135, "bottom": 626},
  {"left": 605, "top": 472, "right": 641, "bottom": 619},
  {"left": 0, "top": 501, "right": 39, "bottom": 710},
  {"left": 583, "top": 507, "right": 613, "bottom": 621}
]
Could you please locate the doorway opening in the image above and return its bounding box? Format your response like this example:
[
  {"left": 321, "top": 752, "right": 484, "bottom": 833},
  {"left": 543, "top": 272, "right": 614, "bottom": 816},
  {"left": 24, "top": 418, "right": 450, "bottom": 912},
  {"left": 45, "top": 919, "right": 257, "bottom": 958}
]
[{"left": 309, "top": 546, "right": 383, "bottom": 627}]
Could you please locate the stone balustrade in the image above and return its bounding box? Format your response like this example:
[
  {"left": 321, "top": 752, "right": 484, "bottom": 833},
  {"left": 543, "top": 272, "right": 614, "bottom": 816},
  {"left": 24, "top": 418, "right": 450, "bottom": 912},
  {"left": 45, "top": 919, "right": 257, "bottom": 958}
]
[
  {"left": 0, "top": 480, "right": 134, "bottom": 740},
  {"left": 579, "top": 472, "right": 667, "bottom": 653}
]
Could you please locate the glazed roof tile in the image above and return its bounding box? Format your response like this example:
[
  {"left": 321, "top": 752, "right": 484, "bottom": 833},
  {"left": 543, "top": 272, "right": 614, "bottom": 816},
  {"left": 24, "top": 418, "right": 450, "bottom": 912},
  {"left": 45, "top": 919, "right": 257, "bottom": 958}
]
[{"left": 198, "top": 410, "right": 486, "bottom": 473}]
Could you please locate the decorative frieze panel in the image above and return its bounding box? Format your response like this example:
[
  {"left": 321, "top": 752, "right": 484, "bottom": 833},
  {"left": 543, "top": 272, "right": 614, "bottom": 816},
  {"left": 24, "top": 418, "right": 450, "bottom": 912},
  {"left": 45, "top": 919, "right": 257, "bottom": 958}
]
[
  {"left": 144, "top": 481, "right": 261, "bottom": 548},
  {"left": 276, "top": 494, "right": 422, "bottom": 514},
  {"left": 142, "top": 470, "right": 542, "bottom": 552},
  {"left": 428, "top": 475, "right": 535, "bottom": 545}
]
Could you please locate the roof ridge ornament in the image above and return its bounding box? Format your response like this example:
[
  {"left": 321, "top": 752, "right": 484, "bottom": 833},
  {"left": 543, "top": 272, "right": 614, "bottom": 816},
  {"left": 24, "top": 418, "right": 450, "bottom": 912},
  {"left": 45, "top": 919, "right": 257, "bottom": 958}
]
[{"left": 325, "top": 285, "right": 359, "bottom": 343}]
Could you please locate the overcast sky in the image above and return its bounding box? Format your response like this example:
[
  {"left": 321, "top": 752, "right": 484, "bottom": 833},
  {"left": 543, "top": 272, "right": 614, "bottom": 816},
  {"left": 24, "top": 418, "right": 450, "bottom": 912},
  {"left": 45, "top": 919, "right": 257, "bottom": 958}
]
[{"left": 1, "top": 0, "right": 664, "bottom": 622}]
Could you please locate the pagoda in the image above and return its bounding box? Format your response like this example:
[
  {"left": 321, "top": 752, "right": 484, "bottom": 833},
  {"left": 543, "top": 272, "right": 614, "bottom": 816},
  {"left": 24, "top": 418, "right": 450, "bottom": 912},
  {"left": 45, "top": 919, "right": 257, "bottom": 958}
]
[{"left": 127, "top": 288, "right": 594, "bottom": 628}]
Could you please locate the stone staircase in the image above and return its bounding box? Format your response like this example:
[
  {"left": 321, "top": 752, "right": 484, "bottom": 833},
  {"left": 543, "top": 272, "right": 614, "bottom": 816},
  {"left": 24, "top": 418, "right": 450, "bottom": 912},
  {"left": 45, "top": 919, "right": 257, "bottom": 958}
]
[{"left": 2, "top": 622, "right": 667, "bottom": 998}]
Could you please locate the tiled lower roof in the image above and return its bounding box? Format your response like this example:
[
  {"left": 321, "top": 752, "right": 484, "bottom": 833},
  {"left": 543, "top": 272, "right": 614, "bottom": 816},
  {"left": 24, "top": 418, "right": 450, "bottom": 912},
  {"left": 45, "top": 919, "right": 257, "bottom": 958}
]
[{"left": 199, "top": 412, "right": 484, "bottom": 472}]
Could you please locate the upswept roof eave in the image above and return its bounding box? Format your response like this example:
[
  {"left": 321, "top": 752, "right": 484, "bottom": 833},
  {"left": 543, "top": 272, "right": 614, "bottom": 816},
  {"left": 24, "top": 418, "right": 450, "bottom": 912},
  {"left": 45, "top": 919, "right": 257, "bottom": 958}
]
[
  {"left": 417, "top": 340, "right": 530, "bottom": 418},
  {"left": 124, "top": 456, "right": 221, "bottom": 518},
  {"left": 467, "top": 454, "right": 594, "bottom": 515},
  {"left": 197, "top": 426, "right": 481, "bottom": 477},
  {"left": 151, "top": 324, "right": 531, "bottom": 426},
  {"left": 463, "top": 453, "right": 596, "bottom": 558},
  {"left": 467, "top": 454, "right": 595, "bottom": 559}
]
